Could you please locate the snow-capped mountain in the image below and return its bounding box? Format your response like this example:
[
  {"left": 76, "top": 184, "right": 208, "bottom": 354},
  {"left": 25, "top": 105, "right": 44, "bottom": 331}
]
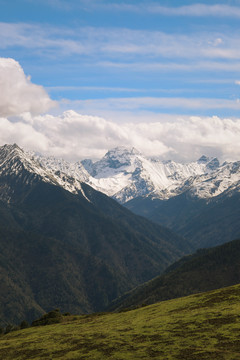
[
  {"left": 0, "top": 144, "right": 88, "bottom": 202},
  {"left": 80, "top": 147, "right": 222, "bottom": 203},
  {"left": 32, "top": 145, "right": 240, "bottom": 204},
  {"left": 5, "top": 144, "right": 239, "bottom": 205},
  {"left": 1, "top": 143, "right": 240, "bottom": 250},
  {"left": 33, "top": 153, "right": 90, "bottom": 183},
  {"left": 0, "top": 143, "right": 191, "bottom": 325},
  {"left": 178, "top": 160, "right": 240, "bottom": 199}
]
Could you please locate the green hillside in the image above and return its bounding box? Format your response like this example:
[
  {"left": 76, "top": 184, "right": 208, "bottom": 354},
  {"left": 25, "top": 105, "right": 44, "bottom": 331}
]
[{"left": 1, "top": 284, "right": 240, "bottom": 359}]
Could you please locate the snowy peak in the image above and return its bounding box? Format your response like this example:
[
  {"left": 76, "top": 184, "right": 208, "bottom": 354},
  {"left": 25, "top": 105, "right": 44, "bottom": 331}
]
[
  {"left": 197, "top": 155, "right": 220, "bottom": 171},
  {"left": 1, "top": 143, "right": 21, "bottom": 155},
  {"left": 0, "top": 143, "right": 25, "bottom": 164},
  {"left": 80, "top": 147, "right": 238, "bottom": 203},
  {"left": 88, "top": 147, "right": 143, "bottom": 176},
  {"left": 0, "top": 143, "right": 45, "bottom": 178},
  {"left": 35, "top": 154, "right": 89, "bottom": 183},
  {"left": 185, "top": 160, "right": 240, "bottom": 199},
  {"left": 81, "top": 148, "right": 222, "bottom": 203},
  {"left": 197, "top": 155, "right": 210, "bottom": 164},
  {"left": 103, "top": 147, "right": 141, "bottom": 168},
  {"left": 81, "top": 147, "right": 162, "bottom": 201},
  {"left": 0, "top": 144, "right": 89, "bottom": 202},
  {"left": 105, "top": 146, "right": 141, "bottom": 157},
  {"left": 34, "top": 146, "right": 240, "bottom": 202},
  {"left": 0, "top": 143, "right": 51, "bottom": 202},
  {"left": 1, "top": 144, "right": 238, "bottom": 205}
]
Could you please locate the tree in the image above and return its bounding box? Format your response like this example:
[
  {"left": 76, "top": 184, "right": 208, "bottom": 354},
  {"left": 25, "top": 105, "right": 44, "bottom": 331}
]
[{"left": 20, "top": 320, "right": 29, "bottom": 329}]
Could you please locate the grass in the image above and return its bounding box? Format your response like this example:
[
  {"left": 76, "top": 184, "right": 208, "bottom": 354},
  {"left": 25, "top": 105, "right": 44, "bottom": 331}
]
[{"left": 1, "top": 284, "right": 240, "bottom": 359}]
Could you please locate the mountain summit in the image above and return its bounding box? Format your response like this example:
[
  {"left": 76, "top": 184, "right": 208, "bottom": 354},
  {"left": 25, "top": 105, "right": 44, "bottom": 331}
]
[
  {"left": 79, "top": 147, "right": 221, "bottom": 203},
  {"left": 32, "top": 145, "right": 240, "bottom": 208},
  {"left": 0, "top": 143, "right": 88, "bottom": 203},
  {"left": 77, "top": 147, "right": 221, "bottom": 203},
  {"left": 35, "top": 146, "right": 239, "bottom": 204}
]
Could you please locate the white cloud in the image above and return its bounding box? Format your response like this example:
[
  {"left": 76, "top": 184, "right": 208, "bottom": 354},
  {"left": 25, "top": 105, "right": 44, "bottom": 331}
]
[
  {"left": 1, "top": 22, "right": 240, "bottom": 63},
  {"left": 98, "top": 60, "right": 240, "bottom": 72},
  {"left": 92, "top": 2, "right": 240, "bottom": 18},
  {"left": 0, "top": 58, "right": 56, "bottom": 117},
  {"left": 0, "top": 23, "right": 91, "bottom": 56},
  {"left": 60, "top": 96, "right": 240, "bottom": 113},
  {"left": 1, "top": 110, "right": 240, "bottom": 163},
  {"left": 0, "top": 56, "right": 240, "bottom": 163},
  {"left": 39, "top": 1, "right": 240, "bottom": 18},
  {"left": 47, "top": 85, "right": 142, "bottom": 92},
  {"left": 0, "top": 116, "right": 50, "bottom": 152},
  {"left": 147, "top": 4, "right": 240, "bottom": 18}
]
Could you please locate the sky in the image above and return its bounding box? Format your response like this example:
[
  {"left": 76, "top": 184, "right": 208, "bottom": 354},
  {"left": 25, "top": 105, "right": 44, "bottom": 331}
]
[{"left": 1, "top": 0, "right": 240, "bottom": 162}]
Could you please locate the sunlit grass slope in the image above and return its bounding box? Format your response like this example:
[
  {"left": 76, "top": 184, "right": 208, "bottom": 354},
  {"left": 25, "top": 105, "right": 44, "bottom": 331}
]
[{"left": 1, "top": 284, "right": 240, "bottom": 359}]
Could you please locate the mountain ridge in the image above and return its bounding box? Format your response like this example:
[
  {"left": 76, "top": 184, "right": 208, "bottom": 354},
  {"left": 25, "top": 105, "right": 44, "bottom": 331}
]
[
  {"left": 13, "top": 143, "right": 240, "bottom": 248},
  {"left": 0, "top": 143, "right": 190, "bottom": 325},
  {"left": 0, "top": 143, "right": 89, "bottom": 201},
  {"left": 109, "top": 237, "right": 240, "bottom": 312},
  {"left": 34, "top": 145, "right": 233, "bottom": 204}
]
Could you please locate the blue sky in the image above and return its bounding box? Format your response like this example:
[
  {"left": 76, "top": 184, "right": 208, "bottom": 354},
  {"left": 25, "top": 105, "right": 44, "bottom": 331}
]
[
  {"left": 1, "top": 0, "right": 240, "bottom": 161},
  {"left": 1, "top": 0, "right": 240, "bottom": 116}
]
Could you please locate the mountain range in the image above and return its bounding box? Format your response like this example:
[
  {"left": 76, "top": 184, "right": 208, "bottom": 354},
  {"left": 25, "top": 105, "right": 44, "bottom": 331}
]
[
  {"left": 0, "top": 144, "right": 190, "bottom": 325},
  {"left": 35, "top": 145, "right": 240, "bottom": 206},
  {"left": 1, "top": 143, "right": 240, "bottom": 325},
  {"left": 36, "top": 146, "right": 240, "bottom": 249},
  {"left": 36, "top": 146, "right": 222, "bottom": 203}
]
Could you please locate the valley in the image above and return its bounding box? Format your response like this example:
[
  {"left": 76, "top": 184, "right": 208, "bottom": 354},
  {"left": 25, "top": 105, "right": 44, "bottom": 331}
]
[
  {"left": 1, "top": 143, "right": 240, "bottom": 357},
  {"left": 2, "top": 1, "right": 240, "bottom": 358}
]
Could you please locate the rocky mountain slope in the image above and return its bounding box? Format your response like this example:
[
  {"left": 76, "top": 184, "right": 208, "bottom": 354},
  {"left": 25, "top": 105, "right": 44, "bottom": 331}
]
[
  {"left": 125, "top": 167, "right": 240, "bottom": 249},
  {"left": 32, "top": 145, "right": 240, "bottom": 247},
  {"left": 34, "top": 146, "right": 240, "bottom": 248},
  {"left": 0, "top": 144, "right": 190, "bottom": 325}
]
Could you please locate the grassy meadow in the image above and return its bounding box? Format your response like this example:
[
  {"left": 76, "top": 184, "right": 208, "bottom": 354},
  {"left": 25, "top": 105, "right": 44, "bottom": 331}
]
[{"left": 1, "top": 284, "right": 240, "bottom": 359}]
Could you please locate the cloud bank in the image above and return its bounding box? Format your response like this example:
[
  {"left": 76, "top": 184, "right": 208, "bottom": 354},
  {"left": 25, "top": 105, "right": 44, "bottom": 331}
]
[
  {"left": 0, "top": 57, "right": 240, "bottom": 163},
  {"left": 1, "top": 110, "right": 240, "bottom": 163},
  {"left": 0, "top": 58, "right": 55, "bottom": 117}
]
